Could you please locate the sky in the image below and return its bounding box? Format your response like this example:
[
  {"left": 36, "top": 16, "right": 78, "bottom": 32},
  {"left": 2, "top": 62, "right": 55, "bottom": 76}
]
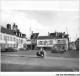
[{"left": 1, "top": 0, "right": 79, "bottom": 41}]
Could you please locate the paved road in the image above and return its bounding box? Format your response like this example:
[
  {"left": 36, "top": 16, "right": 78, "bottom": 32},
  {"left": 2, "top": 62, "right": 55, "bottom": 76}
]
[
  {"left": 1, "top": 54, "right": 79, "bottom": 72},
  {"left": 1, "top": 50, "right": 79, "bottom": 71}
]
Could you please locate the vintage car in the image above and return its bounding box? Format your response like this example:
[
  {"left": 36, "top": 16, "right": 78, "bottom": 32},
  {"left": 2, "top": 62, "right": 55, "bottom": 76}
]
[
  {"left": 1, "top": 47, "right": 18, "bottom": 52},
  {"left": 51, "top": 46, "right": 65, "bottom": 53},
  {"left": 1, "top": 47, "right": 6, "bottom": 52},
  {"left": 6, "top": 47, "right": 18, "bottom": 52}
]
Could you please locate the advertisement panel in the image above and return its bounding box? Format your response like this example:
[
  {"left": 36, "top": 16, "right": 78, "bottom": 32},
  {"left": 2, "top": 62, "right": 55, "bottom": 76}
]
[
  {"left": 37, "top": 38, "right": 68, "bottom": 47},
  {"left": 37, "top": 39, "right": 56, "bottom": 47}
]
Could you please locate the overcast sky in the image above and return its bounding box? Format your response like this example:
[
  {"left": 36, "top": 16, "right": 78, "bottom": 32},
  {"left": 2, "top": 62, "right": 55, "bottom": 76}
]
[{"left": 1, "top": 0, "right": 79, "bottom": 41}]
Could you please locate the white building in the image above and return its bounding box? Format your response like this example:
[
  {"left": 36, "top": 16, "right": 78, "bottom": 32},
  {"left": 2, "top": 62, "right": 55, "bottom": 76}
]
[
  {"left": 0, "top": 24, "right": 27, "bottom": 50},
  {"left": 37, "top": 32, "right": 69, "bottom": 50}
]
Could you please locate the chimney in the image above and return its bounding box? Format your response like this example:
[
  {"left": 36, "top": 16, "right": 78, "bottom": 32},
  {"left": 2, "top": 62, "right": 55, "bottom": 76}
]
[
  {"left": 63, "top": 32, "right": 65, "bottom": 35},
  {"left": 31, "top": 31, "right": 33, "bottom": 35},
  {"left": 7, "top": 24, "right": 11, "bottom": 29},
  {"left": 21, "top": 33, "right": 22, "bottom": 37},
  {"left": 55, "top": 31, "right": 57, "bottom": 36},
  {"left": 13, "top": 23, "right": 18, "bottom": 31},
  {"left": 48, "top": 32, "right": 50, "bottom": 36},
  {"left": 16, "top": 25, "right": 18, "bottom": 29}
]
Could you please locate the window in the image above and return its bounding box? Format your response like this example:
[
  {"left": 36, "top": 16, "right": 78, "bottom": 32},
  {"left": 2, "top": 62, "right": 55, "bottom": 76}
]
[
  {"left": 57, "top": 40, "right": 66, "bottom": 44},
  {"left": 7, "top": 44, "right": 9, "bottom": 47},
  {"left": 13, "top": 37, "right": 15, "bottom": 42},
  {"left": 44, "top": 41, "right": 47, "bottom": 45},
  {"left": 19, "top": 39, "right": 21, "bottom": 43},
  {"left": 49, "top": 40, "right": 53, "bottom": 45},
  {"left": 38, "top": 41, "right": 43, "bottom": 45},
  {"left": 18, "top": 39, "right": 19, "bottom": 43},
  {"left": 17, "top": 39, "right": 18, "bottom": 43},
  {"left": 5, "top": 36, "right": 9, "bottom": 41},
  {"left": 10, "top": 44, "right": 12, "bottom": 47},
  {"left": 4, "top": 36, "right": 7, "bottom": 41},
  {"left": 0, "top": 43, "right": 2, "bottom": 47},
  {"left": 0, "top": 35, "right": 2, "bottom": 40},
  {"left": 9, "top": 36, "right": 10, "bottom": 41},
  {"left": 7, "top": 36, "right": 9, "bottom": 41},
  {"left": 10, "top": 37, "right": 12, "bottom": 41},
  {"left": 21, "top": 40, "right": 23, "bottom": 44}
]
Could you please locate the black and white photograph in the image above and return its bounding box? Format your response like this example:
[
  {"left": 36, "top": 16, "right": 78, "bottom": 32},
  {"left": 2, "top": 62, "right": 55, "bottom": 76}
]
[{"left": 0, "top": 0, "right": 79, "bottom": 74}]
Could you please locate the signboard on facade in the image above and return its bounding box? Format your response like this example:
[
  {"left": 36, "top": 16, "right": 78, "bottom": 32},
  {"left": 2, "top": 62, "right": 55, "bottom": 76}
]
[
  {"left": 57, "top": 40, "right": 66, "bottom": 44},
  {"left": 31, "top": 39, "right": 37, "bottom": 45},
  {"left": 26, "top": 40, "right": 31, "bottom": 45},
  {"left": 37, "top": 38, "right": 68, "bottom": 47},
  {"left": 37, "top": 39, "right": 56, "bottom": 47}
]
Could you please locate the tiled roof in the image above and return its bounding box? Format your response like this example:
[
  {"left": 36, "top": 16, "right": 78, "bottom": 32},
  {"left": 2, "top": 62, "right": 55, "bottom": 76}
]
[
  {"left": 37, "top": 36, "right": 53, "bottom": 39},
  {"left": 1, "top": 26, "right": 26, "bottom": 38},
  {"left": 1, "top": 26, "right": 16, "bottom": 35},
  {"left": 50, "top": 32, "right": 68, "bottom": 38},
  {"left": 37, "top": 32, "right": 69, "bottom": 39},
  {"left": 50, "top": 33, "right": 56, "bottom": 37}
]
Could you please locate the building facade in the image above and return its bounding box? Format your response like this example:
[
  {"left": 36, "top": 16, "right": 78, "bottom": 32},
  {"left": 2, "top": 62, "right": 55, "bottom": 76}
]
[
  {"left": 30, "top": 33, "right": 39, "bottom": 50},
  {"left": 37, "top": 37, "right": 68, "bottom": 50},
  {"left": 0, "top": 24, "right": 27, "bottom": 50},
  {"left": 37, "top": 32, "right": 69, "bottom": 51}
]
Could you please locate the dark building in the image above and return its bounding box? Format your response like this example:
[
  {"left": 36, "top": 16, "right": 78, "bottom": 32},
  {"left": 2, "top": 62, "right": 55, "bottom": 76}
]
[
  {"left": 75, "top": 38, "right": 79, "bottom": 51},
  {"left": 29, "top": 33, "right": 39, "bottom": 50}
]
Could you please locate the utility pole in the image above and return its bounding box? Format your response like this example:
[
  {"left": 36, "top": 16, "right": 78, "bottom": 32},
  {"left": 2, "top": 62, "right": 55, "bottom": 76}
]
[
  {"left": 30, "top": 27, "right": 31, "bottom": 39},
  {"left": 66, "top": 27, "right": 68, "bottom": 34},
  {"left": 30, "top": 27, "right": 32, "bottom": 50}
]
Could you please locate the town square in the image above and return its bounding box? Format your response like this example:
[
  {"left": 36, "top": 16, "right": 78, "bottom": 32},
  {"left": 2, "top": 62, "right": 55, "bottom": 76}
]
[{"left": 0, "top": 0, "right": 79, "bottom": 72}]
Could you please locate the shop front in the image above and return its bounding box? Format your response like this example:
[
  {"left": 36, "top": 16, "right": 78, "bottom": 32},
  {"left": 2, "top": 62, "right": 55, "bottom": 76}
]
[
  {"left": 37, "top": 38, "right": 68, "bottom": 51},
  {"left": 37, "top": 39, "right": 56, "bottom": 50}
]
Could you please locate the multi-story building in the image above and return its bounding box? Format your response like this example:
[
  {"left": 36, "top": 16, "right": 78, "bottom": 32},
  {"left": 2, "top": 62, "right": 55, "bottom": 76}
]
[
  {"left": 37, "top": 32, "right": 69, "bottom": 51},
  {"left": 0, "top": 23, "right": 27, "bottom": 50},
  {"left": 29, "top": 32, "right": 39, "bottom": 50}
]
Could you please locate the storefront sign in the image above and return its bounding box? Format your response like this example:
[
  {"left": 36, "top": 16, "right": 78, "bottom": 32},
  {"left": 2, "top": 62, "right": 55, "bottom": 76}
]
[
  {"left": 37, "top": 39, "right": 67, "bottom": 47},
  {"left": 31, "top": 39, "right": 37, "bottom": 44},
  {"left": 37, "top": 39, "right": 55, "bottom": 47},
  {"left": 57, "top": 40, "right": 66, "bottom": 44},
  {"left": 26, "top": 40, "right": 31, "bottom": 44},
  {"left": 38, "top": 40, "right": 53, "bottom": 45}
]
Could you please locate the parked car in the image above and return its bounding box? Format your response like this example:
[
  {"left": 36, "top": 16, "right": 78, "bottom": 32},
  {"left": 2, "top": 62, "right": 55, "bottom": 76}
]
[
  {"left": 1, "top": 47, "right": 7, "bottom": 52},
  {"left": 6, "top": 47, "right": 17, "bottom": 52},
  {"left": 1, "top": 47, "right": 17, "bottom": 52},
  {"left": 51, "top": 46, "right": 59, "bottom": 53},
  {"left": 58, "top": 47, "right": 65, "bottom": 53},
  {"left": 51, "top": 46, "right": 65, "bottom": 53}
]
